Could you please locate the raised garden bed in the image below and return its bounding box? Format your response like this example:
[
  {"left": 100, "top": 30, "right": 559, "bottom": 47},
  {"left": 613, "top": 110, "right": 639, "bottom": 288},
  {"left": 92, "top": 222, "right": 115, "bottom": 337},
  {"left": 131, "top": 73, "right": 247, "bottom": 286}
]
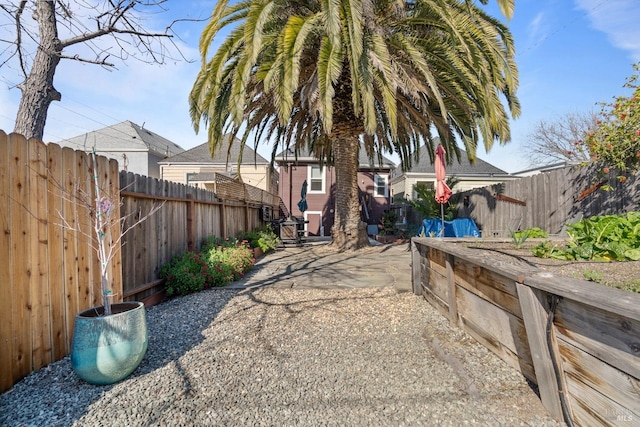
[{"left": 411, "top": 237, "right": 640, "bottom": 426}]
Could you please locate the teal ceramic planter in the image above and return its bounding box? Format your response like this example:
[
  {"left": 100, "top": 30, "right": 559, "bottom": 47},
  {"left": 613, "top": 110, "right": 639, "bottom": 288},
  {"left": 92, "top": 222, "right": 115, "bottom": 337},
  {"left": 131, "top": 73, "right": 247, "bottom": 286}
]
[{"left": 71, "top": 302, "right": 148, "bottom": 385}]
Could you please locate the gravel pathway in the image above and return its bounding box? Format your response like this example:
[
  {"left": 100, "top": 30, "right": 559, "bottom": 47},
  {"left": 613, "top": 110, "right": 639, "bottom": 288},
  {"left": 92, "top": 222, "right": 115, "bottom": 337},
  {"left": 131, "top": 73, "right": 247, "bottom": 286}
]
[{"left": 0, "top": 286, "right": 564, "bottom": 426}]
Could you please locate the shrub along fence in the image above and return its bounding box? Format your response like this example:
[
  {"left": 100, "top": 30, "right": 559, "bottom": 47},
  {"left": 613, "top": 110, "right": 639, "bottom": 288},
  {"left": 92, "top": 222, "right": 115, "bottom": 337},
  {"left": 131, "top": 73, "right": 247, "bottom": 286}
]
[
  {"left": 453, "top": 164, "right": 640, "bottom": 237},
  {"left": 411, "top": 238, "right": 640, "bottom": 426},
  {"left": 0, "top": 131, "right": 279, "bottom": 393}
]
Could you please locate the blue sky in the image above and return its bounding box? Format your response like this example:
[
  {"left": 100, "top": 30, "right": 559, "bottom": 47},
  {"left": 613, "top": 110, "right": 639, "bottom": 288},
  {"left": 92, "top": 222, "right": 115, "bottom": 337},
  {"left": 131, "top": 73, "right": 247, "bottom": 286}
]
[{"left": 1, "top": 0, "right": 639, "bottom": 173}]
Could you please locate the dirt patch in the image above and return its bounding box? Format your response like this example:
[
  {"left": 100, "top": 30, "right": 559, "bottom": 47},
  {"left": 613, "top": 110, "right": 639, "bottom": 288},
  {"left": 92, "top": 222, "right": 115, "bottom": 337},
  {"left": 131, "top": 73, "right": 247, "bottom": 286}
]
[{"left": 458, "top": 240, "right": 640, "bottom": 294}]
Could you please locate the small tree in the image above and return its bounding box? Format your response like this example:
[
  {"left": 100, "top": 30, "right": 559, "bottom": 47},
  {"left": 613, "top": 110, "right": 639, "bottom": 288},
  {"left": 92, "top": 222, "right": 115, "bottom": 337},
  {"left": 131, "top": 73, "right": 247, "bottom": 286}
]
[
  {"left": 54, "top": 150, "right": 164, "bottom": 315},
  {"left": 587, "top": 63, "right": 640, "bottom": 179},
  {"left": 0, "top": 1, "right": 183, "bottom": 140},
  {"left": 409, "top": 177, "right": 460, "bottom": 220}
]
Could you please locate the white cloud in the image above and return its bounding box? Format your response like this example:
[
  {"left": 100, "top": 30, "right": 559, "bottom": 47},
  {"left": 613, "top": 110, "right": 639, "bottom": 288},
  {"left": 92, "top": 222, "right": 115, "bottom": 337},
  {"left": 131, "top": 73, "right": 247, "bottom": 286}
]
[
  {"left": 574, "top": 0, "right": 640, "bottom": 61},
  {"left": 527, "top": 12, "right": 547, "bottom": 45}
]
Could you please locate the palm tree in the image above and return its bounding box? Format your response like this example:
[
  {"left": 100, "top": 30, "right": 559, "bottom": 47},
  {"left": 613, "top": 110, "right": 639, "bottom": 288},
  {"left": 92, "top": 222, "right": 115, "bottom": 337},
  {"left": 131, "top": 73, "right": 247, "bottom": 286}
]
[{"left": 190, "top": 0, "right": 519, "bottom": 250}]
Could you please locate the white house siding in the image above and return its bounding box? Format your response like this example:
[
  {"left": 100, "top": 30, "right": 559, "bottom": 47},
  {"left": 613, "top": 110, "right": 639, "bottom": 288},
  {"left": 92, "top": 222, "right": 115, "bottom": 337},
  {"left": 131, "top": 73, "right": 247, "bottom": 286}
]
[{"left": 391, "top": 174, "right": 516, "bottom": 201}]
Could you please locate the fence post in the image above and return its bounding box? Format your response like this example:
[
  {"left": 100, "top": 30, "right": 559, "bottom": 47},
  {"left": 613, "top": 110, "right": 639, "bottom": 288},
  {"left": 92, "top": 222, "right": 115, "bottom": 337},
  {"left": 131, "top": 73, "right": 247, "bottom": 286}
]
[
  {"left": 220, "top": 200, "right": 227, "bottom": 239},
  {"left": 411, "top": 239, "right": 422, "bottom": 295},
  {"left": 446, "top": 253, "right": 458, "bottom": 325},
  {"left": 516, "top": 283, "right": 566, "bottom": 420},
  {"left": 186, "top": 194, "right": 195, "bottom": 251},
  {"left": 245, "top": 202, "right": 250, "bottom": 231}
]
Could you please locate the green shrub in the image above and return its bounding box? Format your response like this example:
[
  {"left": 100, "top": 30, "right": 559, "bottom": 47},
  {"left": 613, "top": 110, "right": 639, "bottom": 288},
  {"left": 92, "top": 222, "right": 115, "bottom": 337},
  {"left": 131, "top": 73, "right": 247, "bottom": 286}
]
[
  {"left": 237, "top": 226, "right": 280, "bottom": 252},
  {"left": 161, "top": 237, "right": 257, "bottom": 297},
  {"left": 203, "top": 242, "right": 255, "bottom": 281},
  {"left": 160, "top": 251, "right": 210, "bottom": 297}
]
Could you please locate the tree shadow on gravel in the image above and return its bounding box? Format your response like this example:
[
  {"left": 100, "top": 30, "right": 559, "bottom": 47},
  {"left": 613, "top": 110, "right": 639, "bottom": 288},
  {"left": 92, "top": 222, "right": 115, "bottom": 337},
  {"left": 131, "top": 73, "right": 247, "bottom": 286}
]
[{"left": 0, "top": 289, "right": 240, "bottom": 427}]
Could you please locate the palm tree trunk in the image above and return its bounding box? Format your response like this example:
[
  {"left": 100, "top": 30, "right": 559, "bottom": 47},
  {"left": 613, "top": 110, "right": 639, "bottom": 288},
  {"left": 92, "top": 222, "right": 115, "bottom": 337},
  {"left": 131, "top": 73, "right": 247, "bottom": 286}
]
[{"left": 330, "top": 133, "right": 370, "bottom": 251}]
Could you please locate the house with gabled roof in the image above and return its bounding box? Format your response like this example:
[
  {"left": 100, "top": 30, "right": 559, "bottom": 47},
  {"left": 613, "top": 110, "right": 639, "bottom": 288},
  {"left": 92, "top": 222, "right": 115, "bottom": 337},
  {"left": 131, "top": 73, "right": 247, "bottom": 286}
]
[
  {"left": 159, "top": 136, "right": 278, "bottom": 194},
  {"left": 390, "top": 143, "right": 515, "bottom": 202},
  {"left": 274, "top": 144, "right": 395, "bottom": 237},
  {"left": 58, "top": 120, "right": 185, "bottom": 179}
]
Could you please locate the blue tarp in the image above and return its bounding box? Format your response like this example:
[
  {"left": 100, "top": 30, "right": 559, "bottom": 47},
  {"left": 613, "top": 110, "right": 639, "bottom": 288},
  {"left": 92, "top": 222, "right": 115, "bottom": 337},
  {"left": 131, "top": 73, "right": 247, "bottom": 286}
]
[{"left": 417, "top": 218, "right": 480, "bottom": 238}]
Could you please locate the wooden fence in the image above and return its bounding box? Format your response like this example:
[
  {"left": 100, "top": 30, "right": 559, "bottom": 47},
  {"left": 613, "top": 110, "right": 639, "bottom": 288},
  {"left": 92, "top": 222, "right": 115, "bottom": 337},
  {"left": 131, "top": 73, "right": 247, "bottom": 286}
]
[
  {"left": 412, "top": 238, "right": 640, "bottom": 426},
  {"left": 453, "top": 165, "right": 640, "bottom": 237},
  {"left": 0, "top": 132, "right": 279, "bottom": 393},
  {"left": 118, "top": 171, "right": 277, "bottom": 305}
]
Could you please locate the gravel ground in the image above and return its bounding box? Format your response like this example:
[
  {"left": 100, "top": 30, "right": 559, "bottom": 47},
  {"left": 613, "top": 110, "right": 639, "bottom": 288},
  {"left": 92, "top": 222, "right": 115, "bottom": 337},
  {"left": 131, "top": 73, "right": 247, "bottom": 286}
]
[{"left": 0, "top": 285, "right": 563, "bottom": 427}]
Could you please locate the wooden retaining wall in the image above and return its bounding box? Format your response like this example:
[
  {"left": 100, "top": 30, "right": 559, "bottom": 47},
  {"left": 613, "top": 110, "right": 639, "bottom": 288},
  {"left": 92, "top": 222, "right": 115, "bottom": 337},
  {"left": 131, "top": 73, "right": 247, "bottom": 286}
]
[
  {"left": 411, "top": 237, "right": 640, "bottom": 426},
  {"left": 0, "top": 132, "right": 278, "bottom": 393}
]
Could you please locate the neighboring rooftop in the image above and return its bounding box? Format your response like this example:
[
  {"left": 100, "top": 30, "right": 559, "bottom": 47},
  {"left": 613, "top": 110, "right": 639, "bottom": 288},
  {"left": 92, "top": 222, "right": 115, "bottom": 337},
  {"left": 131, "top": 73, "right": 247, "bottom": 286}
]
[
  {"left": 392, "top": 144, "right": 510, "bottom": 177},
  {"left": 161, "top": 136, "right": 269, "bottom": 165},
  {"left": 59, "top": 120, "right": 184, "bottom": 157},
  {"left": 275, "top": 143, "right": 395, "bottom": 169}
]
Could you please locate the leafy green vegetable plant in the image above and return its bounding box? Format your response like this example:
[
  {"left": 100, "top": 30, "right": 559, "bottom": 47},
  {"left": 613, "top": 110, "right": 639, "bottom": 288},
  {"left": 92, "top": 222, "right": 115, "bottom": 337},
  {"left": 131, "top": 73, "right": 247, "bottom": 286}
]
[
  {"left": 531, "top": 212, "right": 640, "bottom": 261},
  {"left": 509, "top": 229, "right": 530, "bottom": 249}
]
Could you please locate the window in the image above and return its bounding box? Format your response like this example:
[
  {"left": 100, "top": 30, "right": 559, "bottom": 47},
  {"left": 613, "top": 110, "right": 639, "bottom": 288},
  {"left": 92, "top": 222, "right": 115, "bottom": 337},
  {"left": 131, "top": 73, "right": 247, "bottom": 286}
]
[
  {"left": 374, "top": 174, "right": 388, "bottom": 197},
  {"left": 308, "top": 165, "right": 325, "bottom": 193}
]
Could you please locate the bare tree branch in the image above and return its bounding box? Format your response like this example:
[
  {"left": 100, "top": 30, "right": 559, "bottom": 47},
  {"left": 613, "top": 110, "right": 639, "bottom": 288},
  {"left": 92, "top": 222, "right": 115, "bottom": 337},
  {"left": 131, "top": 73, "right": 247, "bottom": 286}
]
[
  {"left": 0, "top": 0, "right": 186, "bottom": 140},
  {"left": 524, "top": 111, "right": 599, "bottom": 167}
]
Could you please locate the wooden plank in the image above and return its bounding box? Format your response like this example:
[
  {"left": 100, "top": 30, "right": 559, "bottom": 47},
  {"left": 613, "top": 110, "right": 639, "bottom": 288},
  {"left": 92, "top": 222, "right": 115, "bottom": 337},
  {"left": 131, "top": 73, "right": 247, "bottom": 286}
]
[
  {"left": 75, "top": 151, "right": 92, "bottom": 312},
  {"left": 62, "top": 147, "right": 79, "bottom": 343},
  {"left": 109, "top": 159, "right": 123, "bottom": 303},
  {"left": 0, "top": 131, "right": 14, "bottom": 392},
  {"left": 554, "top": 298, "right": 640, "bottom": 380},
  {"left": 133, "top": 175, "right": 146, "bottom": 294},
  {"left": 422, "top": 286, "right": 450, "bottom": 319},
  {"left": 516, "top": 283, "right": 564, "bottom": 419},
  {"left": 411, "top": 239, "right": 422, "bottom": 295},
  {"left": 454, "top": 259, "right": 523, "bottom": 318},
  {"left": 46, "top": 143, "right": 67, "bottom": 359},
  {"left": 459, "top": 314, "right": 536, "bottom": 382},
  {"left": 28, "top": 139, "right": 52, "bottom": 371},
  {"left": 425, "top": 266, "right": 448, "bottom": 302},
  {"left": 559, "top": 339, "right": 640, "bottom": 417},
  {"left": 456, "top": 285, "right": 535, "bottom": 379},
  {"left": 8, "top": 133, "right": 32, "bottom": 382},
  {"left": 121, "top": 172, "right": 135, "bottom": 300},
  {"left": 565, "top": 368, "right": 639, "bottom": 427},
  {"left": 446, "top": 254, "right": 457, "bottom": 324}
]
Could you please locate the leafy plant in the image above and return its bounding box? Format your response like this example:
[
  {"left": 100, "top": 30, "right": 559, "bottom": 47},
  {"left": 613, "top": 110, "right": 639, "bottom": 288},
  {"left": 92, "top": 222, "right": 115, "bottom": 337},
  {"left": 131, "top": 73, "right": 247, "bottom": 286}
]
[
  {"left": 237, "top": 226, "right": 280, "bottom": 252},
  {"left": 587, "top": 63, "right": 640, "bottom": 174},
  {"left": 516, "top": 227, "right": 548, "bottom": 239},
  {"left": 379, "top": 211, "right": 397, "bottom": 235},
  {"left": 531, "top": 212, "right": 640, "bottom": 261},
  {"left": 160, "top": 251, "right": 210, "bottom": 297},
  {"left": 509, "top": 229, "right": 530, "bottom": 249},
  {"left": 580, "top": 270, "right": 604, "bottom": 283},
  {"left": 510, "top": 227, "right": 548, "bottom": 249},
  {"left": 204, "top": 243, "right": 254, "bottom": 281},
  {"left": 409, "top": 177, "right": 460, "bottom": 220},
  {"left": 531, "top": 240, "right": 565, "bottom": 259},
  {"left": 161, "top": 237, "right": 256, "bottom": 296}
]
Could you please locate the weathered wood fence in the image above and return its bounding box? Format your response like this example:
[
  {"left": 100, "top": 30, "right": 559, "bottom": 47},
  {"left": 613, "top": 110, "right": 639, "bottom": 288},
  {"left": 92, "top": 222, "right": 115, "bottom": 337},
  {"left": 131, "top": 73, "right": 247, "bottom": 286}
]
[
  {"left": 412, "top": 238, "right": 640, "bottom": 426},
  {"left": 118, "top": 171, "right": 278, "bottom": 305},
  {"left": 0, "top": 132, "right": 278, "bottom": 393},
  {"left": 454, "top": 165, "right": 640, "bottom": 237}
]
